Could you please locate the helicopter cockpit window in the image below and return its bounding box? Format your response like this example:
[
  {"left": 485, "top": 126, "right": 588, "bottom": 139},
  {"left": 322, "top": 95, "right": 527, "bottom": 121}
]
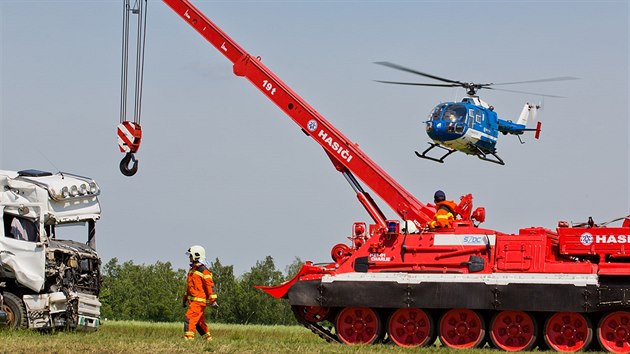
[
  {"left": 428, "top": 104, "right": 446, "bottom": 121},
  {"left": 442, "top": 105, "right": 467, "bottom": 123}
]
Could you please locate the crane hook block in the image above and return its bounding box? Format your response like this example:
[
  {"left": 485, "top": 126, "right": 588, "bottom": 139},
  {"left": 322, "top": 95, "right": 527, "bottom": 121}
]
[
  {"left": 120, "top": 152, "right": 139, "bottom": 177},
  {"left": 117, "top": 122, "right": 142, "bottom": 153}
]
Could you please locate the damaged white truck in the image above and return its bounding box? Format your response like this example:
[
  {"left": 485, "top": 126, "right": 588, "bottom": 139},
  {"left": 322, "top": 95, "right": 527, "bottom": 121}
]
[{"left": 0, "top": 169, "right": 102, "bottom": 330}]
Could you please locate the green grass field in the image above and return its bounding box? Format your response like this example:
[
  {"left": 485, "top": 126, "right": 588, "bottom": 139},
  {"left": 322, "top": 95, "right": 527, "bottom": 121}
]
[{"left": 0, "top": 321, "right": 608, "bottom": 354}]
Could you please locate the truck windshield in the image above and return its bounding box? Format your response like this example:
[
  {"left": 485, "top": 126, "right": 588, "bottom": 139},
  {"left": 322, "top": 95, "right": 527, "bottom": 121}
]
[{"left": 47, "top": 221, "right": 94, "bottom": 245}]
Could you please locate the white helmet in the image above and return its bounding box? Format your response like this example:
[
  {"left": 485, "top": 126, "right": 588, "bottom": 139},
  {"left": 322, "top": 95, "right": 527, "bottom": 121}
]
[{"left": 186, "top": 245, "right": 206, "bottom": 262}]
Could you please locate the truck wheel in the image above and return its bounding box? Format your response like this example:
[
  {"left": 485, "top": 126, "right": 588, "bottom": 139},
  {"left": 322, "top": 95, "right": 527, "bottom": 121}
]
[{"left": 2, "top": 292, "right": 27, "bottom": 328}]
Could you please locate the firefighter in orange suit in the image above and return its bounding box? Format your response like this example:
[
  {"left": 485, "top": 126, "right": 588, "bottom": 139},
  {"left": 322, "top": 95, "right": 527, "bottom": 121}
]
[
  {"left": 430, "top": 190, "right": 458, "bottom": 229},
  {"left": 183, "top": 245, "right": 217, "bottom": 340}
]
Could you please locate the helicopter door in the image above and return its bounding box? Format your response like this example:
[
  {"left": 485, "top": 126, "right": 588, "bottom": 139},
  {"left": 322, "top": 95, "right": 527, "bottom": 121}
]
[{"left": 468, "top": 109, "right": 474, "bottom": 129}]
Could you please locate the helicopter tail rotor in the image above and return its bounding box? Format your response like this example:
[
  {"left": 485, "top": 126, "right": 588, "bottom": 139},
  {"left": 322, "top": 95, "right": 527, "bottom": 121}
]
[
  {"left": 535, "top": 121, "right": 542, "bottom": 139},
  {"left": 516, "top": 102, "right": 543, "bottom": 139},
  {"left": 516, "top": 103, "right": 539, "bottom": 126},
  {"left": 529, "top": 101, "right": 543, "bottom": 139}
]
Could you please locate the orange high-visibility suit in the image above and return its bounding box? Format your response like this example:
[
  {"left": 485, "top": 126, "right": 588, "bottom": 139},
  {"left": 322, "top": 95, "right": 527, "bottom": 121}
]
[
  {"left": 183, "top": 262, "right": 217, "bottom": 340},
  {"left": 430, "top": 200, "right": 458, "bottom": 228}
]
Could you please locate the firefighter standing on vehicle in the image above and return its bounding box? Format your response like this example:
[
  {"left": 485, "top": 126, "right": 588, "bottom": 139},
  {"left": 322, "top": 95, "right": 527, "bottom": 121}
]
[
  {"left": 182, "top": 245, "right": 217, "bottom": 341},
  {"left": 430, "top": 190, "right": 458, "bottom": 229}
]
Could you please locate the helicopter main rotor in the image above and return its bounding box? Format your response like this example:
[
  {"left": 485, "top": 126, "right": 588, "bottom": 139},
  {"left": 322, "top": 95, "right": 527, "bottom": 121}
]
[{"left": 374, "top": 61, "right": 578, "bottom": 98}]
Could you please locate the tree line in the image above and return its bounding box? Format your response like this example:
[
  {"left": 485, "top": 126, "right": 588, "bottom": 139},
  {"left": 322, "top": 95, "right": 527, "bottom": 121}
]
[{"left": 99, "top": 256, "right": 303, "bottom": 325}]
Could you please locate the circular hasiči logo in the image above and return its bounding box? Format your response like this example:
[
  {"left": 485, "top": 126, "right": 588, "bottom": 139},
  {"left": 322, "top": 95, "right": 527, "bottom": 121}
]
[
  {"left": 580, "top": 232, "right": 593, "bottom": 246},
  {"left": 307, "top": 119, "right": 318, "bottom": 132}
]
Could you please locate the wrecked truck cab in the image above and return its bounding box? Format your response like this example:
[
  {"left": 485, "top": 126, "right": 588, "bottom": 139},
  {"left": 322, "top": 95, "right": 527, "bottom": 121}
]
[{"left": 0, "top": 169, "right": 102, "bottom": 330}]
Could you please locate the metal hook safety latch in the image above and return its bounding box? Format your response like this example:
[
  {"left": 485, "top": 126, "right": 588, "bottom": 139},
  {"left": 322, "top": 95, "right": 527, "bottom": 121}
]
[{"left": 120, "top": 152, "right": 139, "bottom": 176}]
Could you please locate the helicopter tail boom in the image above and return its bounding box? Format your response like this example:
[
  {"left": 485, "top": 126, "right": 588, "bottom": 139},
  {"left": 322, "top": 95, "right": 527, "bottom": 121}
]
[
  {"left": 518, "top": 121, "right": 543, "bottom": 139},
  {"left": 498, "top": 102, "right": 542, "bottom": 138}
]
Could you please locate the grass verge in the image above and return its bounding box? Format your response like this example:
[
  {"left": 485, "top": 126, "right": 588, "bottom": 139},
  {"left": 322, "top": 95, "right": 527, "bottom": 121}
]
[{"left": 0, "top": 320, "right": 606, "bottom": 354}]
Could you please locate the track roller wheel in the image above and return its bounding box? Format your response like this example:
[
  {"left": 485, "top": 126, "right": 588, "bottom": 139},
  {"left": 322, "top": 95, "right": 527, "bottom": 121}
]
[
  {"left": 439, "top": 308, "right": 486, "bottom": 349},
  {"left": 597, "top": 311, "right": 630, "bottom": 353},
  {"left": 294, "top": 305, "right": 331, "bottom": 323},
  {"left": 489, "top": 310, "right": 537, "bottom": 351},
  {"left": 388, "top": 308, "right": 434, "bottom": 347},
  {"left": 544, "top": 312, "right": 592, "bottom": 352},
  {"left": 335, "top": 307, "right": 381, "bottom": 344}
]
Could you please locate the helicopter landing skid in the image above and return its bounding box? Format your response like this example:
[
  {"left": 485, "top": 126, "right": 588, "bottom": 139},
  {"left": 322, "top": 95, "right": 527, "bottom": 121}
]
[
  {"left": 473, "top": 146, "right": 505, "bottom": 165},
  {"left": 415, "top": 143, "right": 457, "bottom": 163}
]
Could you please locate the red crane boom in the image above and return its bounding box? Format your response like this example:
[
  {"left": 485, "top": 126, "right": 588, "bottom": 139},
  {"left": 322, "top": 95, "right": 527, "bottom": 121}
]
[{"left": 161, "top": 0, "right": 435, "bottom": 229}]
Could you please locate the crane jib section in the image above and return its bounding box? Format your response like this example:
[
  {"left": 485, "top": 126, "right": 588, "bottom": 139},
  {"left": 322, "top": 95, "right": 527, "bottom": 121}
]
[{"left": 162, "top": 0, "right": 435, "bottom": 227}]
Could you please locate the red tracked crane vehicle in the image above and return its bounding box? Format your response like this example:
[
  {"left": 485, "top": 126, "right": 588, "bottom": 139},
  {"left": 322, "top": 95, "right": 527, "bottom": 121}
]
[{"left": 118, "top": 1, "right": 630, "bottom": 352}]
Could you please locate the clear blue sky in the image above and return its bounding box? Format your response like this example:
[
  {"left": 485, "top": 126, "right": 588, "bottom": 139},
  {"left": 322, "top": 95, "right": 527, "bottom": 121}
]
[{"left": 1, "top": 0, "right": 628, "bottom": 275}]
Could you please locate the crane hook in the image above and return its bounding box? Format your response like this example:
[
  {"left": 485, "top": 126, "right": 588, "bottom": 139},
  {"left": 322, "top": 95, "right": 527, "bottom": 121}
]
[{"left": 120, "top": 152, "right": 139, "bottom": 176}]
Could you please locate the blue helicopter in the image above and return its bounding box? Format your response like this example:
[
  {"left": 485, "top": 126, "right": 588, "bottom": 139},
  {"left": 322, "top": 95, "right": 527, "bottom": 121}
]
[{"left": 375, "top": 62, "right": 576, "bottom": 165}]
